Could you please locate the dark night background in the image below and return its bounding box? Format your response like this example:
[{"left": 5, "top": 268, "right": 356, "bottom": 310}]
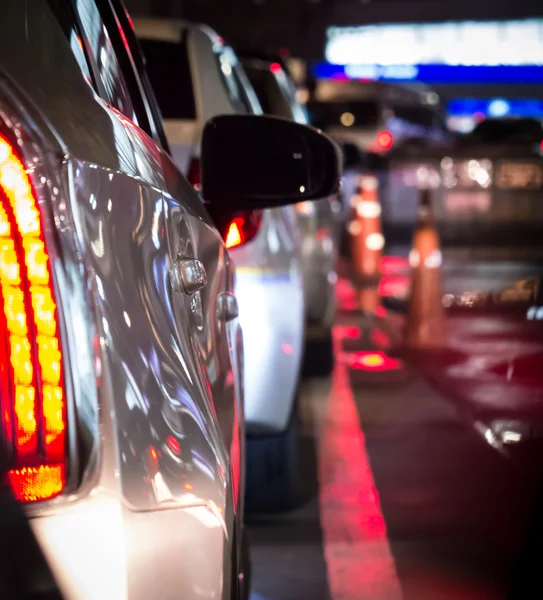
[{"left": 125, "top": 0, "right": 543, "bottom": 59}]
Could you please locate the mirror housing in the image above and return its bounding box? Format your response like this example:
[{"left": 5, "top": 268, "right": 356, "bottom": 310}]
[{"left": 201, "top": 114, "right": 342, "bottom": 212}]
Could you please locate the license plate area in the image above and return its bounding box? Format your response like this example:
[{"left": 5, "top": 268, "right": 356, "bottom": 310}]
[
  {"left": 444, "top": 191, "right": 492, "bottom": 214},
  {"left": 496, "top": 162, "right": 543, "bottom": 189}
]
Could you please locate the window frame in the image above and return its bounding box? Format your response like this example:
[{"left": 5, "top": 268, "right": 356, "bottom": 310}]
[
  {"left": 60, "top": 0, "right": 169, "bottom": 152},
  {"left": 101, "top": 0, "right": 170, "bottom": 152}
]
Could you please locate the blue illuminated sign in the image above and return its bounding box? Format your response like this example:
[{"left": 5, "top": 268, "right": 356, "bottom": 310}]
[
  {"left": 313, "top": 63, "right": 543, "bottom": 84},
  {"left": 448, "top": 98, "right": 543, "bottom": 118}
]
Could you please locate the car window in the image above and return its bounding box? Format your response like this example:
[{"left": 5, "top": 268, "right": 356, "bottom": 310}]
[
  {"left": 215, "top": 47, "right": 259, "bottom": 114},
  {"left": 49, "top": 0, "right": 169, "bottom": 150},
  {"left": 306, "top": 100, "right": 380, "bottom": 129},
  {"left": 245, "top": 66, "right": 291, "bottom": 118},
  {"left": 233, "top": 63, "right": 263, "bottom": 115},
  {"left": 46, "top": 0, "right": 95, "bottom": 86},
  {"left": 102, "top": 0, "right": 171, "bottom": 151},
  {"left": 391, "top": 104, "right": 435, "bottom": 128},
  {"left": 139, "top": 37, "right": 197, "bottom": 120},
  {"left": 70, "top": 0, "right": 138, "bottom": 124}
]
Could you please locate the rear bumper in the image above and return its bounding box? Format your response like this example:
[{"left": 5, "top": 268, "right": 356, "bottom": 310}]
[{"left": 31, "top": 494, "right": 227, "bottom": 600}]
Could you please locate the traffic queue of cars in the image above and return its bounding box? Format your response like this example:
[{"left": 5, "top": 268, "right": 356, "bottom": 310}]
[
  {"left": 134, "top": 19, "right": 341, "bottom": 511},
  {"left": 0, "top": 1, "right": 341, "bottom": 599}
]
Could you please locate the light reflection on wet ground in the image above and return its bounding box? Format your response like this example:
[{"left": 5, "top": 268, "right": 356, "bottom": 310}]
[{"left": 249, "top": 257, "right": 543, "bottom": 600}]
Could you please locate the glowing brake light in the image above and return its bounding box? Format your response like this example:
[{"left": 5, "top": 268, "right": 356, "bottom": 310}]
[
  {"left": 0, "top": 133, "right": 66, "bottom": 502},
  {"left": 226, "top": 218, "right": 244, "bottom": 249},
  {"left": 376, "top": 130, "right": 394, "bottom": 151},
  {"left": 224, "top": 211, "right": 262, "bottom": 250}
]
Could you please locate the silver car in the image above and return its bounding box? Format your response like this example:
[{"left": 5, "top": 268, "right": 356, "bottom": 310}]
[
  {"left": 135, "top": 19, "right": 309, "bottom": 512},
  {"left": 241, "top": 55, "right": 342, "bottom": 376},
  {"left": 0, "top": 1, "right": 340, "bottom": 598}
]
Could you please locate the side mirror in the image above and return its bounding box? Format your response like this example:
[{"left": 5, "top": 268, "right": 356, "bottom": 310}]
[{"left": 201, "top": 114, "right": 342, "bottom": 211}]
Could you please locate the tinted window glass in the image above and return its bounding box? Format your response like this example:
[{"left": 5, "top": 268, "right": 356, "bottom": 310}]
[
  {"left": 306, "top": 101, "right": 380, "bottom": 129},
  {"left": 47, "top": 0, "right": 94, "bottom": 85},
  {"left": 244, "top": 66, "right": 292, "bottom": 119},
  {"left": 139, "top": 38, "right": 197, "bottom": 120},
  {"left": 473, "top": 118, "right": 543, "bottom": 144},
  {"left": 100, "top": 0, "right": 169, "bottom": 150},
  {"left": 215, "top": 48, "right": 253, "bottom": 114},
  {"left": 71, "top": 0, "right": 137, "bottom": 123},
  {"left": 391, "top": 105, "right": 435, "bottom": 127}
]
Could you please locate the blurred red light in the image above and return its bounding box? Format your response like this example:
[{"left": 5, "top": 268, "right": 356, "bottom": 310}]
[
  {"left": 167, "top": 435, "right": 181, "bottom": 455},
  {"left": 376, "top": 130, "right": 394, "bottom": 150},
  {"left": 371, "top": 329, "right": 390, "bottom": 349},
  {"left": 378, "top": 276, "right": 408, "bottom": 298},
  {"left": 270, "top": 62, "right": 282, "bottom": 74},
  {"left": 315, "top": 227, "right": 329, "bottom": 241},
  {"left": 375, "top": 306, "right": 387, "bottom": 318},
  {"left": 336, "top": 326, "right": 362, "bottom": 339},
  {"left": 343, "top": 351, "right": 402, "bottom": 372},
  {"left": 225, "top": 219, "right": 244, "bottom": 249},
  {"left": 380, "top": 256, "right": 409, "bottom": 275},
  {"left": 125, "top": 9, "right": 135, "bottom": 30}
]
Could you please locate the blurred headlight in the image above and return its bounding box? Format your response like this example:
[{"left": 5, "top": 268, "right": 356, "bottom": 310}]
[{"left": 441, "top": 157, "right": 493, "bottom": 189}]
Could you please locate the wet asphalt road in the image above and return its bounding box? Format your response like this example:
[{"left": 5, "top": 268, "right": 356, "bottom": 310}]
[{"left": 248, "top": 259, "right": 543, "bottom": 600}]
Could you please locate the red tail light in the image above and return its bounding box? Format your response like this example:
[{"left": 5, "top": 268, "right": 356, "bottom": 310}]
[
  {"left": 0, "top": 133, "right": 66, "bottom": 502},
  {"left": 225, "top": 211, "right": 263, "bottom": 249},
  {"left": 376, "top": 130, "right": 394, "bottom": 151},
  {"left": 187, "top": 157, "right": 201, "bottom": 191}
]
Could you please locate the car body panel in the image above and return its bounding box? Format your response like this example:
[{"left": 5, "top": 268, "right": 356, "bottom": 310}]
[
  {"left": 232, "top": 209, "right": 304, "bottom": 433},
  {"left": 0, "top": 2, "right": 242, "bottom": 598}
]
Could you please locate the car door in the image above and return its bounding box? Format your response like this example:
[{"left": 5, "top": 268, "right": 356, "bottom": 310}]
[{"left": 48, "top": 0, "right": 243, "bottom": 595}]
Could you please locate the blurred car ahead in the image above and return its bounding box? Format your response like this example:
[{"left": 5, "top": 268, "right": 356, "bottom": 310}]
[
  {"left": 0, "top": 1, "right": 340, "bottom": 598},
  {"left": 382, "top": 129, "right": 543, "bottom": 257},
  {"left": 135, "top": 19, "right": 309, "bottom": 512},
  {"left": 464, "top": 117, "right": 543, "bottom": 148},
  {"left": 306, "top": 80, "right": 450, "bottom": 155},
  {"left": 241, "top": 54, "right": 341, "bottom": 375}
]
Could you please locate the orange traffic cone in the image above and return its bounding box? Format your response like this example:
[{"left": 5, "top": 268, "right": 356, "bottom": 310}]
[
  {"left": 404, "top": 188, "right": 447, "bottom": 349},
  {"left": 348, "top": 174, "right": 384, "bottom": 282},
  {"left": 358, "top": 284, "right": 382, "bottom": 317}
]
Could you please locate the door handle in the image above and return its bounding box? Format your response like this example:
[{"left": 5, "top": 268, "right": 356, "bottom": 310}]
[
  {"left": 217, "top": 292, "right": 239, "bottom": 322},
  {"left": 170, "top": 258, "right": 207, "bottom": 295}
]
